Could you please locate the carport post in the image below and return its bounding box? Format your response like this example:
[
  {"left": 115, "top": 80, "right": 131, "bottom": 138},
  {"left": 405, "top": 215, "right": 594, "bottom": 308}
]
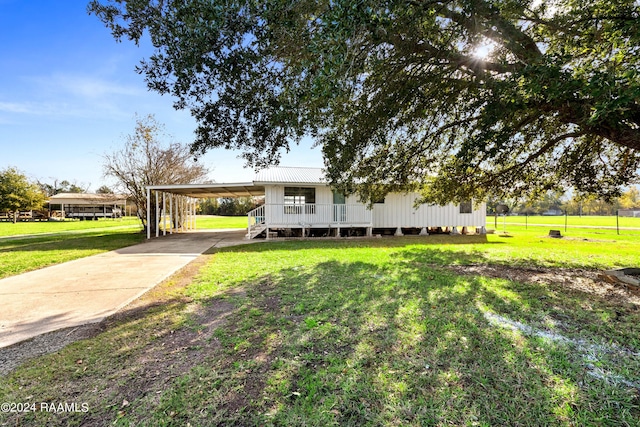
[
  {"left": 190, "top": 198, "right": 195, "bottom": 230},
  {"left": 146, "top": 188, "right": 151, "bottom": 239},
  {"left": 169, "top": 194, "right": 173, "bottom": 234},
  {"left": 162, "top": 192, "right": 167, "bottom": 236},
  {"left": 192, "top": 198, "right": 195, "bottom": 229},
  {"left": 155, "top": 191, "right": 160, "bottom": 238},
  {"left": 174, "top": 196, "right": 179, "bottom": 232},
  {"left": 187, "top": 198, "right": 191, "bottom": 230},
  {"left": 185, "top": 197, "right": 189, "bottom": 230},
  {"left": 192, "top": 198, "right": 196, "bottom": 230}
]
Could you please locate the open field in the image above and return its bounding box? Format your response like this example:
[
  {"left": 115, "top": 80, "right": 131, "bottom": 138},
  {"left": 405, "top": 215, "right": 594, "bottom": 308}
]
[
  {"left": 1, "top": 230, "right": 639, "bottom": 426},
  {"left": 488, "top": 214, "right": 640, "bottom": 230},
  {"left": 195, "top": 215, "right": 247, "bottom": 230},
  {"left": 0, "top": 217, "right": 142, "bottom": 237}
]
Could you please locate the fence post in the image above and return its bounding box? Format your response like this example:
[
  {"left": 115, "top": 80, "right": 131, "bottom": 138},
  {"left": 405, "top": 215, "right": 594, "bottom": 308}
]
[{"left": 617, "top": 210, "right": 620, "bottom": 235}]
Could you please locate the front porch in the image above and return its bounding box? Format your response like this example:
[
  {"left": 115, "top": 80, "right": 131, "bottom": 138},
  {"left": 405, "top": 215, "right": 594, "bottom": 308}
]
[{"left": 247, "top": 204, "right": 373, "bottom": 239}]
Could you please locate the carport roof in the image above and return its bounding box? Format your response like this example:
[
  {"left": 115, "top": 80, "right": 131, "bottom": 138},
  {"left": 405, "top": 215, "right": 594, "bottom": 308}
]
[
  {"left": 146, "top": 182, "right": 265, "bottom": 198},
  {"left": 147, "top": 167, "right": 326, "bottom": 198}
]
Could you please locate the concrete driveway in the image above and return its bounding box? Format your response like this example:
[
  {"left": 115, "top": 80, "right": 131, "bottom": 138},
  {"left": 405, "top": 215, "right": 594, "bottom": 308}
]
[{"left": 0, "top": 229, "right": 254, "bottom": 348}]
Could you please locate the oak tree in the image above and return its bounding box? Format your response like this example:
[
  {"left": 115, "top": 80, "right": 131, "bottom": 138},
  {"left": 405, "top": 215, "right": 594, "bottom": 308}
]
[{"left": 89, "top": 0, "right": 640, "bottom": 204}]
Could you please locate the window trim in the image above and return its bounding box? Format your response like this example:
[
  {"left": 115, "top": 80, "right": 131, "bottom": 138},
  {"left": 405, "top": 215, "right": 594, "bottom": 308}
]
[
  {"left": 284, "top": 187, "right": 316, "bottom": 215},
  {"left": 459, "top": 200, "right": 472, "bottom": 214}
]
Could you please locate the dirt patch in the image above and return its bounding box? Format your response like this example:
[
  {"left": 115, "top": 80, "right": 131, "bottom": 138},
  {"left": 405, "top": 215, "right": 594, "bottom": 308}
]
[
  {"left": 216, "top": 279, "right": 282, "bottom": 414},
  {"left": 443, "top": 264, "right": 640, "bottom": 307}
]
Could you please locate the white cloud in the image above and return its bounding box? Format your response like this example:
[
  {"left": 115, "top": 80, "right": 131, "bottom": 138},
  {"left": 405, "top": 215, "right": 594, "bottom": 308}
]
[
  {"left": 0, "top": 101, "right": 32, "bottom": 114},
  {"left": 30, "top": 73, "right": 144, "bottom": 99},
  {"left": 48, "top": 74, "right": 143, "bottom": 99},
  {"left": 0, "top": 73, "right": 147, "bottom": 120}
]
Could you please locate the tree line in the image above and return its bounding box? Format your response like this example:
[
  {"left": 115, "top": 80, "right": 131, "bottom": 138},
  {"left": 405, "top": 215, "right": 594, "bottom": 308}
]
[
  {"left": 490, "top": 188, "right": 640, "bottom": 216},
  {"left": 198, "top": 197, "right": 264, "bottom": 217}
]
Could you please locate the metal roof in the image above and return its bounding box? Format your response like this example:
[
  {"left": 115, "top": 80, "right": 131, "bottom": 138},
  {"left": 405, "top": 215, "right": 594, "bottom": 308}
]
[
  {"left": 254, "top": 167, "right": 325, "bottom": 184},
  {"left": 146, "top": 183, "right": 266, "bottom": 198},
  {"left": 48, "top": 193, "right": 127, "bottom": 204},
  {"left": 146, "top": 167, "right": 325, "bottom": 198}
]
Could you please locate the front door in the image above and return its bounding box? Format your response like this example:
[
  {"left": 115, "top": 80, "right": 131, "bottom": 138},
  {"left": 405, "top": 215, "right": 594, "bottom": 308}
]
[{"left": 333, "top": 190, "right": 346, "bottom": 222}]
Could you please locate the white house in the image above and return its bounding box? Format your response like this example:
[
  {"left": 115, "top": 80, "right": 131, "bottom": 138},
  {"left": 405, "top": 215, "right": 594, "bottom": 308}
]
[{"left": 146, "top": 167, "right": 486, "bottom": 239}]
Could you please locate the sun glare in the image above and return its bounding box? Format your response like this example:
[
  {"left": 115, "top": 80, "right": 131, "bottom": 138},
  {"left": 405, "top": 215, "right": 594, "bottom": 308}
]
[{"left": 472, "top": 43, "right": 494, "bottom": 60}]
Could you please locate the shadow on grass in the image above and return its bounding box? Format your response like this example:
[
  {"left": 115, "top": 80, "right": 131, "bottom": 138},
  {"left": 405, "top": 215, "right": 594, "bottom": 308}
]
[
  {"left": 204, "top": 234, "right": 500, "bottom": 260},
  {"left": 3, "top": 238, "right": 638, "bottom": 426},
  {"left": 150, "top": 252, "right": 639, "bottom": 425}
]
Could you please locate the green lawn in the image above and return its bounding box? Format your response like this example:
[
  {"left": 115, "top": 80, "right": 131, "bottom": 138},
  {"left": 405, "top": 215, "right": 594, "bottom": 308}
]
[
  {"left": 2, "top": 230, "right": 639, "bottom": 426},
  {"left": 488, "top": 214, "right": 640, "bottom": 230},
  {"left": 0, "top": 217, "right": 142, "bottom": 237},
  {"left": 195, "top": 215, "right": 247, "bottom": 229}
]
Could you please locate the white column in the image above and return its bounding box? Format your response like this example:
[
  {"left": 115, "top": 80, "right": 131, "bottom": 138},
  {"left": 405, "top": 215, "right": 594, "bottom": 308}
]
[
  {"left": 169, "top": 194, "right": 173, "bottom": 234},
  {"left": 191, "top": 198, "right": 196, "bottom": 230},
  {"left": 155, "top": 191, "right": 160, "bottom": 238},
  {"left": 146, "top": 188, "right": 151, "bottom": 239},
  {"left": 177, "top": 196, "right": 182, "bottom": 232},
  {"left": 185, "top": 197, "right": 189, "bottom": 230},
  {"left": 184, "top": 198, "right": 188, "bottom": 231},
  {"left": 162, "top": 192, "right": 167, "bottom": 236},
  {"left": 174, "top": 196, "right": 179, "bottom": 232},
  {"left": 193, "top": 198, "right": 196, "bottom": 230}
]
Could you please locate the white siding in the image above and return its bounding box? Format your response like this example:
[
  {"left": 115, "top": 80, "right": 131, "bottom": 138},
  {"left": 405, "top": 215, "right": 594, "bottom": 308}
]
[
  {"left": 265, "top": 185, "right": 284, "bottom": 204},
  {"left": 264, "top": 185, "right": 486, "bottom": 229},
  {"left": 372, "top": 193, "right": 485, "bottom": 228}
]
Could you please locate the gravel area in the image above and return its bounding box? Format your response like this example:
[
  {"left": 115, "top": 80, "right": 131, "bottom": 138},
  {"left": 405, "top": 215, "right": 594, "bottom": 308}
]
[{"left": 0, "top": 324, "right": 101, "bottom": 375}]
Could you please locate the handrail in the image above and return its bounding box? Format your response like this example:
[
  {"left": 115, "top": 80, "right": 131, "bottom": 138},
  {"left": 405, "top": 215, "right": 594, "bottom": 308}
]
[
  {"left": 247, "top": 205, "right": 266, "bottom": 237},
  {"left": 254, "top": 204, "right": 372, "bottom": 226}
]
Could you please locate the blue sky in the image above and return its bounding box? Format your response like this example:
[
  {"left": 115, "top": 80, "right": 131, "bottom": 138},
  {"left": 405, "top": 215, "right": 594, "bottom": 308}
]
[{"left": 0, "top": 0, "right": 322, "bottom": 191}]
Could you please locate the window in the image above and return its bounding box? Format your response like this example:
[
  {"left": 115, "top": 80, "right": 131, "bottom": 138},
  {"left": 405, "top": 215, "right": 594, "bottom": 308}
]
[
  {"left": 459, "top": 201, "right": 472, "bottom": 214},
  {"left": 284, "top": 187, "right": 316, "bottom": 214}
]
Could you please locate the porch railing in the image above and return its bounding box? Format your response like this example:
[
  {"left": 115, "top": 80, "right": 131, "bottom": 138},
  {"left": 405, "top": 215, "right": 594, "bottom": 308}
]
[
  {"left": 247, "top": 204, "right": 266, "bottom": 237},
  {"left": 248, "top": 203, "right": 372, "bottom": 230}
]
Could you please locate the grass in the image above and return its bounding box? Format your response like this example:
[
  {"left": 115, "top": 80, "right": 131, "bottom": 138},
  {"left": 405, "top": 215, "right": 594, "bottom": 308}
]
[
  {"left": 0, "top": 217, "right": 141, "bottom": 237},
  {"left": 468, "top": 226, "right": 640, "bottom": 269},
  {"left": 0, "top": 216, "right": 247, "bottom": 279},
  {"left": 2, "top": 230, "right": 639, "bottom": 426},
  {"left": 195, "top": 215, "right": 247, "bottom": 229},
  {"left": 488, "top": 214, "right": 640, "bottom": 229}
]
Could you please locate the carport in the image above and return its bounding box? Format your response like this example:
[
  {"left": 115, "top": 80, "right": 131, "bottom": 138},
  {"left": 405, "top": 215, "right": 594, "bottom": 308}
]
[{"left": 145, "top": 182, "right": 265, "bottom": 239}]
